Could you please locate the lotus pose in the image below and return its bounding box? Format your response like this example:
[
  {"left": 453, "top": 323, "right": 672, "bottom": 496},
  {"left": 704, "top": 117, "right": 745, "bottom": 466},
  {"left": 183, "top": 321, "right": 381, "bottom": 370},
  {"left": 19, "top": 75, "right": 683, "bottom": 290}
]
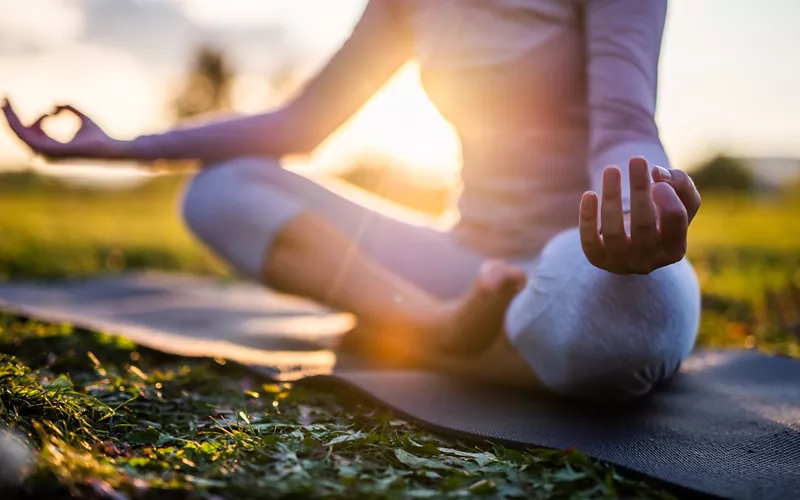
[{"left": 3, "top": 0, "right": 702, "bottom": 400}]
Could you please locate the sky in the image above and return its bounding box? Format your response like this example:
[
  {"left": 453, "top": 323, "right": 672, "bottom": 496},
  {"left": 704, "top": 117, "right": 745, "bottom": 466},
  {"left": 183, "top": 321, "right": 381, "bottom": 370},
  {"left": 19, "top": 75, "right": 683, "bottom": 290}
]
[{"left": 1, "top": 0, "right": 799, "bottom": 184}]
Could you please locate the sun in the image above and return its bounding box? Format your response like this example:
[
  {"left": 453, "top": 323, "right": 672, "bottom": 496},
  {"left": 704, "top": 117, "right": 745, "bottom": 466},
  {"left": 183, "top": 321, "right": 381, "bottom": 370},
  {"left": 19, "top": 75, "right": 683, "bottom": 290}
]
[{"left": 293, "top": 63, "right": 462, "bottom": 187}]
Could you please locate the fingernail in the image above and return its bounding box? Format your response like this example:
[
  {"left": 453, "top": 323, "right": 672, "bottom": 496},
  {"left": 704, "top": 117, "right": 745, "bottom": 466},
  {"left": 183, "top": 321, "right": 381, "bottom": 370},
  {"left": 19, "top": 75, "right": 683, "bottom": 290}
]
[{"left": 655, "top": 166, "right": 672, "bottom": 181}]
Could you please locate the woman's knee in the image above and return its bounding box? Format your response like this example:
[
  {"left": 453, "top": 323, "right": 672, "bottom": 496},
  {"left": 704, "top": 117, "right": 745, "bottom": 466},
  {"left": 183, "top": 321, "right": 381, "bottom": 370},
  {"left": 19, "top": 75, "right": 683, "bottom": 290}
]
[
  {"left": 182, "top": 157, "right": 277, "bottom": 235},
  {"left": 180, "top": 156, "right": 303, "bottom": 278},
  {"left": 506, "top": 228, "right": 701, "bottom": 401}
]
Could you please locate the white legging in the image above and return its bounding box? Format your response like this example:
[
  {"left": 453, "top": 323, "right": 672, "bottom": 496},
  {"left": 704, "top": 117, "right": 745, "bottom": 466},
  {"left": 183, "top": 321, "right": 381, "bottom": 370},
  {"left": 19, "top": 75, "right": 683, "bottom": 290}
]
[{"left": 181, "top": 157, "right": 701, "bottom": 400}]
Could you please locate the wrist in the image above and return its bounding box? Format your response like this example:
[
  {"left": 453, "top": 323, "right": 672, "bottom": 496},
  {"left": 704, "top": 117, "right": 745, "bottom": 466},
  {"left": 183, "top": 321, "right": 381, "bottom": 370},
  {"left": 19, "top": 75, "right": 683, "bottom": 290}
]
[{"left": 122, "top": 135, "right": 164, "bottom": 161}]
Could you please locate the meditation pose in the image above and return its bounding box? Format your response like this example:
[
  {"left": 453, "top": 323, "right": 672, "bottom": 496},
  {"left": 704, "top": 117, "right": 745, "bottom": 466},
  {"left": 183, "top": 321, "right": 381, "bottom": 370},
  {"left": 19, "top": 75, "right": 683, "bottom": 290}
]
[{"left": 3, "top": 0, "right": 702, "bottom": 400}]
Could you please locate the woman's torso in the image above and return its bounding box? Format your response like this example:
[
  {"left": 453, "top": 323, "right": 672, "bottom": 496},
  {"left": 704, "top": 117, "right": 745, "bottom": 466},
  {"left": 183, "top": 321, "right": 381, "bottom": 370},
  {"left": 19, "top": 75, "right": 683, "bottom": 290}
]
[{"left": 397, "top": 0, "right": 591, "bottom": 258}]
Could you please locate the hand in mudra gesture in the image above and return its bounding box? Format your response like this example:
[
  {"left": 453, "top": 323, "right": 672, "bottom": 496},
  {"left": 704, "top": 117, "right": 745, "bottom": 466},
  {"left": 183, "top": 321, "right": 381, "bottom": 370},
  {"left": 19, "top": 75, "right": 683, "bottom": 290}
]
[
  {"left": 2, "top": 98, "right": 125, "bottom": 160},
  {"left": 579, "top": 157, "right": 701, "bottom": 275}
]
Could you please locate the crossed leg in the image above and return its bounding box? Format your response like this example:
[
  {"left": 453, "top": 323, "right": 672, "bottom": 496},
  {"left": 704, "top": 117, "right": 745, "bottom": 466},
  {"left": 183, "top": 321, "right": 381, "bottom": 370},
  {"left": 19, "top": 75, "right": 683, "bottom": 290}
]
[
  {"left": 181, "top": 157, "right": 702, "bottom": 399},
  {"left": 180, "top": 157, "right": 526, "bottom": 358}
]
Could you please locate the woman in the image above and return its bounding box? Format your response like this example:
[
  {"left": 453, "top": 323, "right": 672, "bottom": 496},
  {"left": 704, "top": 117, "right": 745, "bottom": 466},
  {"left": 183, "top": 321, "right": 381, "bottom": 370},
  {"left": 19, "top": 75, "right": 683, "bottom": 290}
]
[{"left": 3, "top": 0, "right": 701, "bottom": 400}]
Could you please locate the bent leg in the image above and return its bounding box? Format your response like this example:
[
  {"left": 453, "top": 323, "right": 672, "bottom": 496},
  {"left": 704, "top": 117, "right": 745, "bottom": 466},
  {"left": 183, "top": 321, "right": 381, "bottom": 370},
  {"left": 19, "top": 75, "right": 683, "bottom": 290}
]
[
  {"left": 506, "top": 228, "right": 701, "bottom": 400},
  {"left": 180, "top": 157, "right": 483, "bottom": 298},
  {"left": 180, "top": 157, "right": 523, "bottom": 354}
]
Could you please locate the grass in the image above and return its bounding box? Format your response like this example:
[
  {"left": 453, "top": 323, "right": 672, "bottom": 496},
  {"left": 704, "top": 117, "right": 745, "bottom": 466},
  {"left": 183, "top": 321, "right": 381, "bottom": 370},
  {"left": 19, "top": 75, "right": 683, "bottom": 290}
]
[
  {"left": 0, "top": 170, "right": 799, "bottom": 498},
  {"left": 0, "top": 173, "right": 214, "bottom": 280},
  {"left": 0, "top": 315, "right": 671, "bottom": 499}
]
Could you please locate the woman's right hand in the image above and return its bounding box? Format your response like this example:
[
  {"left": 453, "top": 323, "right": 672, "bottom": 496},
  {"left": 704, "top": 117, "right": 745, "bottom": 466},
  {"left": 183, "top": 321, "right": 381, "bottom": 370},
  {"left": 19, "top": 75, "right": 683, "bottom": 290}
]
[{"left": 2, "top": 98, "right": 128, "bottom": 160}]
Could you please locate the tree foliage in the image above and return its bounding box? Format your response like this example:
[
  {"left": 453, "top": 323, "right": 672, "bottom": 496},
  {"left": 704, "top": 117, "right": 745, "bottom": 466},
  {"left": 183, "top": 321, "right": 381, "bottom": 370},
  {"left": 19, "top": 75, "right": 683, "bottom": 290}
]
[
  {"left": 691, "top": 155, "right": 756, "bottom": 192},
  {"left": 173, "top": 45, "right": 234, "bottom": 120}
]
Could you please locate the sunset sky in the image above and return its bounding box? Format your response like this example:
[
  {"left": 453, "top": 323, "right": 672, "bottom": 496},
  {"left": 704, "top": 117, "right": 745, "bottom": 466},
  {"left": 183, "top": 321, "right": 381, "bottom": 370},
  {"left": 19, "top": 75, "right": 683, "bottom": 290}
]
[{"left": 1, "top": 0, "right": 799, "bottom": 185}]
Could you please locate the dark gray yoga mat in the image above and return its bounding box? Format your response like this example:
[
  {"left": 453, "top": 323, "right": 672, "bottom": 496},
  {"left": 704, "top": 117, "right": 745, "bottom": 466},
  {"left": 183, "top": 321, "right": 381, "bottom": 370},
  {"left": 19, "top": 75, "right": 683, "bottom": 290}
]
[
  {"left": 1, "top": 274, "right": 798, "bottom": 500},
  {"left": 0, "top": 274, "right": 350, "bottom": 379},
  {"left": 328, "top": 352, "right": 800, "bottom": 500}
]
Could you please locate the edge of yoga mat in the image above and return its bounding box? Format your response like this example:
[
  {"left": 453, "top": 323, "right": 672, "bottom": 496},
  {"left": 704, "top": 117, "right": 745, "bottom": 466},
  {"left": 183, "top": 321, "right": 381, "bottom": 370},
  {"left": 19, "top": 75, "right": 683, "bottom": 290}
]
[{"left": 0, "top": 299, "right": 335, "bottom": 380}]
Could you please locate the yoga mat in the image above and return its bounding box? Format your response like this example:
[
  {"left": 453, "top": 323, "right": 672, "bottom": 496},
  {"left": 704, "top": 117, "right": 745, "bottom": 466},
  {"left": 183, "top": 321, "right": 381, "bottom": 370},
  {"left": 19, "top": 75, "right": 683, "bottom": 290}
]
[
  {"left": 0, "top": 273, "right": 350, "bottom": 379},
  {"left": 1, "top": 274, "right": 798, "bottom": 500}
]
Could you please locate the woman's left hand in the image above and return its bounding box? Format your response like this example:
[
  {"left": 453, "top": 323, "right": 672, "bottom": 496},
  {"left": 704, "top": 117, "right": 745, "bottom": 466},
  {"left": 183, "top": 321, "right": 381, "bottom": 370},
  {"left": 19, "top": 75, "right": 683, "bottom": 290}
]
[
  {"left": 579, "top": 157, "right": 701, "bottom": 275},
  {"left": 2, "top": 98, "right": 126, "bottom": 160}
]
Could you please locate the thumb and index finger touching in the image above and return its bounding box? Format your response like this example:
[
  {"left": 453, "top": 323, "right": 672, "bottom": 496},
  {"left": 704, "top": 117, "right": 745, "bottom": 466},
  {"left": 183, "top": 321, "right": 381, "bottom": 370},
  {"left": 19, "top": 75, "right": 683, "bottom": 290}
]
[
  {"left": 2, "top": 98, "right": 53, "bottom": 153},
  {"left": 3, "top": 97, "right": 100, "bottom": 157},
  {"left": 52, "top": 104, "right": 96, "bottom": 128},
  {"left": 3, "top": 97, "right": 93, "bottom": 133}
]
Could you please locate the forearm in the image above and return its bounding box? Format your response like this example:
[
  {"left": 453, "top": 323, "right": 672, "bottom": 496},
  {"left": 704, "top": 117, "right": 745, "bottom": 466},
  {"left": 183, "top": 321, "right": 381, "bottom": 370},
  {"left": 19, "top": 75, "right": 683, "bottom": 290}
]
[
  {"left": 124, "top": 106, "right": 312, "bottom": 163},
  {"left": 124, "top": 0, "right": 410, "bottom": 165},
  {"left": 585, "top": 0, "right": 670, "bottom": 211}
]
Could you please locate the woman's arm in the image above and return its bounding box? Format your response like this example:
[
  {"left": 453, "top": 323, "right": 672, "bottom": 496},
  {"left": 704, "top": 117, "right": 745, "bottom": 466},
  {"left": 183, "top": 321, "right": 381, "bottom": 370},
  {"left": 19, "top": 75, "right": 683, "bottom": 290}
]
[
  {"left": 578, "top": 0, "right": 702, "bottom": 275},
  {"left": 3, "top": 0, "right": 412, "bottom": 163},
  {"left": 584, "top": 0, "right": 670, "bottom": 209},
  {"left": 131, "top": 0, "right": 413, "bottom": 162}
]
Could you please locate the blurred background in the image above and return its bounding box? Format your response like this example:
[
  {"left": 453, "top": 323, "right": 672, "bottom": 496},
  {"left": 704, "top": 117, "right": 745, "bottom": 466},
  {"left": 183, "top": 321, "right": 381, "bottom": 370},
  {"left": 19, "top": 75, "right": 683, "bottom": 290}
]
[{"left": 1, "top": 0, "right": 799, "bottom": 354}]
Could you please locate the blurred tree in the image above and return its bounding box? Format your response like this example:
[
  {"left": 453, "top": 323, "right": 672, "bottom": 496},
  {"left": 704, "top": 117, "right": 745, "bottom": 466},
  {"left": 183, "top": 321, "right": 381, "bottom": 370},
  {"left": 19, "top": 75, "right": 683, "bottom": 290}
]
[
  {"left": 691, "top": 154, "right": 756, "bottom": 192},
  {"left": 173, "top": 45, "right": 234, "bottom": 120}
]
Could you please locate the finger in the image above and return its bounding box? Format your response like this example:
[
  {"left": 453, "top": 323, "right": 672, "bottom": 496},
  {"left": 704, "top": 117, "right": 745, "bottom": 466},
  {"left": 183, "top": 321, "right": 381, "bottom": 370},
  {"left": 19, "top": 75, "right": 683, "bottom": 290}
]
[
  {"left": 2, "top": 101, "right": 64, "bottom": 156},
  {"left": 652, "top": 182, "right": 688, "bottom": 263},
  {"left": 600, "top": 166, "right": 629, "bottom": 269},
  {"left": 629, "top": 157, "right": 658, "bottom": 271},
  {"left": 2, "top": 99, "right": 27, "bottom": 136},
  {"left": 2, "top": 101, "right": 46, "bottom": 151},
  {"left": 579, "top": 191, "right": 606, "bottom": 267},
  {"left": 53, "top": 104, "right": 93, "bottom": 124},
  {"left": 652, "top": 166, "right": 701, "bottom": 223},
  {"left": 53, "top": 104, "right": 84, "bottom": 116},
  {"left": 29, "top": 113, "right": 51, "bottom": 132}
]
